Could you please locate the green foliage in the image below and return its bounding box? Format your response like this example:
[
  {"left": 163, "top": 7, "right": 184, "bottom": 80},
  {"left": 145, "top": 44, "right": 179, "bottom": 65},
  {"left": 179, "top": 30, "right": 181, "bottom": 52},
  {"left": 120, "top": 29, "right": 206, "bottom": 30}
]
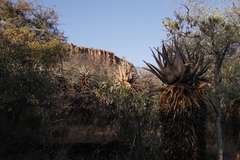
[
  {"left": 98, "top": 84, "right": 161, "bottom": 159},
  {"left": 0, "top": 0, "right": 68, "bottom": 152},
  {"left": 220, "top": 51, "right": 240, "bottom": 103},
  {"left": 20, "top": 105, "right": 45, "bottom": 131},
  {"left": 162, "top": 1, "right": 240, "bottom": 53}
]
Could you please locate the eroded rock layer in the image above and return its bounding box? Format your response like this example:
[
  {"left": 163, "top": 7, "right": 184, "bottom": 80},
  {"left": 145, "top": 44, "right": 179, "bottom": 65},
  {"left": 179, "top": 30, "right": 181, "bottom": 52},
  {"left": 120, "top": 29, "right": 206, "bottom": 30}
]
[{"left": 68, "top": 43, "right": 137, "bottom": 74}]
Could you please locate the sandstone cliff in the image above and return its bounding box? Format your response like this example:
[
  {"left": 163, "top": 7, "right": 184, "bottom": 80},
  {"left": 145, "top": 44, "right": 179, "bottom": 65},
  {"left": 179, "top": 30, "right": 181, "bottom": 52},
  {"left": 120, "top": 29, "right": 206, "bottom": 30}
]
[{"left": 68, "top": 43, "right": 137, "bottom": 75}]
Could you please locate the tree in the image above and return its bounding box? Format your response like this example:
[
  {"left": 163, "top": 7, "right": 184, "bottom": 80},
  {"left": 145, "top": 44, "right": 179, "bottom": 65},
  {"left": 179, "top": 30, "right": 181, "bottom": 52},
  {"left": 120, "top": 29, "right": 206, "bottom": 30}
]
[
  {"left": 0, "top": 0, "right": 67, "bottom": 150},
  {"left": 143, "top": 40, "right": 209, "bottom": 159},
  {"left": 162, "top": 1, "right": 240, "bottom": 159}
]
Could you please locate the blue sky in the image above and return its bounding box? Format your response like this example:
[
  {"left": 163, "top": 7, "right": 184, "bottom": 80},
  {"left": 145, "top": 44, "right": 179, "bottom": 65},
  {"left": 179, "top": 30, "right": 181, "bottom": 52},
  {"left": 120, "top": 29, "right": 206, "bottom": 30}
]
[
  {"left": 14, "top": 0, "right": 232, "bottom": 67},
  {"left": 38, "top": 0, "right": 181, "bottom": 67}
]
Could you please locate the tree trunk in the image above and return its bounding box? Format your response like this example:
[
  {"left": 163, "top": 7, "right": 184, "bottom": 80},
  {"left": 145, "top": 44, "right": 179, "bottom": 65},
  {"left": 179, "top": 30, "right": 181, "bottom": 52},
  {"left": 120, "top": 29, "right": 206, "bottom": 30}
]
[
  {"left": 215, "top": 97, "right": 223, "bottom": 160},
  {"left": 214, "top": 54, "right": 224, "bottom": 160},
  {"left": 159, "top": 86, "right": 206, "bottom": 160}
]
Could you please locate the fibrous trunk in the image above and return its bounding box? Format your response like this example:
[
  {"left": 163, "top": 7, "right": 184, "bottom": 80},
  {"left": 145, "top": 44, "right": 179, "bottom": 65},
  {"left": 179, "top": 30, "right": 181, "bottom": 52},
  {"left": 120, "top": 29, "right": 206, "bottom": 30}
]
[{"left": 159, "top": 84, "right": 206, "bottom": 160}]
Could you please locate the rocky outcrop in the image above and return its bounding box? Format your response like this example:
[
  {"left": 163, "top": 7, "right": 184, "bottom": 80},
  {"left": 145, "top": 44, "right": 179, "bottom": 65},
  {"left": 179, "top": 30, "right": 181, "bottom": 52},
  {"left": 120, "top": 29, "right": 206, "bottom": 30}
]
[{"left": 68, "top": 43, "right": 137, "bottom": 74}]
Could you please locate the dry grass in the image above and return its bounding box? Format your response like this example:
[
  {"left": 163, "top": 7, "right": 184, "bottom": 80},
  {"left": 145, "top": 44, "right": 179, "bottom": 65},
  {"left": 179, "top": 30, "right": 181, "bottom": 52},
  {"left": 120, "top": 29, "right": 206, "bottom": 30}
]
[{"left": 48, "top": 123, "right": 118, "bottom": 144}]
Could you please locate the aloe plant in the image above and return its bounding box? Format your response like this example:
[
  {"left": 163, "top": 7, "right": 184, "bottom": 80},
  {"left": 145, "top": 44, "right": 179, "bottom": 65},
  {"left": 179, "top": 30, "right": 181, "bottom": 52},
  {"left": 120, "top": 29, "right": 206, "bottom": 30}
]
[
  {"left": 144, "top": 40, "right": 209, "bottom": 159},
  {"left": 114, "top": 62, "right": 139, "bottom": 92}
]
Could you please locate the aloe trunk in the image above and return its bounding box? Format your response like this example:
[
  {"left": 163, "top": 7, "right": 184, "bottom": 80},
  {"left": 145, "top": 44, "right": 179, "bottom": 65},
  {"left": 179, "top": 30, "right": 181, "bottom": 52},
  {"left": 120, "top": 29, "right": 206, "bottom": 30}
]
[
  {"left": 144, "top": 40, "right": 208, "bottom": 159},
  {"left": 159, "top": 84, "right": 206, "bottom": 159}
]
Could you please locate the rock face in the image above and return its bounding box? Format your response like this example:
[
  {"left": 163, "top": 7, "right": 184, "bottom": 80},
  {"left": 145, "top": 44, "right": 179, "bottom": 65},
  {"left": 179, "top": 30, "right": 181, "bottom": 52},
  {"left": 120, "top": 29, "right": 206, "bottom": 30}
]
[{"left": 68, "top": 43, "right": 137, "bottom": 74}]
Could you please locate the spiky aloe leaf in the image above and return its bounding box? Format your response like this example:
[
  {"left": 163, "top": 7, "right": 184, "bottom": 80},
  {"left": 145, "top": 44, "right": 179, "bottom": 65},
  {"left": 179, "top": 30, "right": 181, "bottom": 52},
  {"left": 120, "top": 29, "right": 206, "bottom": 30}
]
[
  {"left": 143, "top": 60, "right": 168, "bottom": 83},
  {"left": 143, "top": 40, "right": 209, "bottom": 160},
  {"left": 144, "top": 40, "right": 208, "bottom": 85}
]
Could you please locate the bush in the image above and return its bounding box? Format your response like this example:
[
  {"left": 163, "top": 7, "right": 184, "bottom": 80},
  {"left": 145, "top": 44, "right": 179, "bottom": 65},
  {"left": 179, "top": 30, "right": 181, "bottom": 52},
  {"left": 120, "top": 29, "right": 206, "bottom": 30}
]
[{"left": 98, "top": 84, "right": 162, "bottom": 159}]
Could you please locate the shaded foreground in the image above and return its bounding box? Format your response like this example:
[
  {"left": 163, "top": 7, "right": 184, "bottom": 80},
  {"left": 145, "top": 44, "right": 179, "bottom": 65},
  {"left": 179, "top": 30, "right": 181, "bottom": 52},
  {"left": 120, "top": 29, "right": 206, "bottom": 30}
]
[{"left": 3, "top": 141, "right": 131, "bottom": 160}]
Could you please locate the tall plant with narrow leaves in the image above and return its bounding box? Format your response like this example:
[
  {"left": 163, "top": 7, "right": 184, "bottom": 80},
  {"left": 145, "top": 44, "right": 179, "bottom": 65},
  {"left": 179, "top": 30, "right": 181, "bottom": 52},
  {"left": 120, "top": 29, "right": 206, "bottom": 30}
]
[
  {"left": 144, "top": 40, "right": 209, "bottom": 160},
  {"left": 162, "top": 2, "right": 240, "bottom": 159}
]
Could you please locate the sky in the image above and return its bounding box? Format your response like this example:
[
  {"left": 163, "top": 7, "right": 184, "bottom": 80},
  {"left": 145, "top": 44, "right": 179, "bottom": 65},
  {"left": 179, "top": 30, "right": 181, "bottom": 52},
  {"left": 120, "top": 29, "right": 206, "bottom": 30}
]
[
  {"left": 14, "top": 0, "right": 232, "bottom": 67},
  {"left": 39, "top": 0, "right": 181, "bottom": 67}
]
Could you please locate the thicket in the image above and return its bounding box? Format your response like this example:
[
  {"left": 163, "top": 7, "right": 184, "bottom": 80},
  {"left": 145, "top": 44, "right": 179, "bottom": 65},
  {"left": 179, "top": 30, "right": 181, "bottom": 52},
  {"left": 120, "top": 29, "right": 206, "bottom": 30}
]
[
  {"left": 0, "top": 0, "right": 239, "bottom": 159},
  {"left": 0, "top": 0, "right": 68, "bottom": 158}
]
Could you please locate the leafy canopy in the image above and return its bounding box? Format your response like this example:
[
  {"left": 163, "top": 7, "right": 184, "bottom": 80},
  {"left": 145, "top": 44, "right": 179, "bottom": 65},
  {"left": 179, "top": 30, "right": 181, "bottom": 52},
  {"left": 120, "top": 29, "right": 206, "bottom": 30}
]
[{"left": 0, "top": 0, "right": 67, "bottom": 134}]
